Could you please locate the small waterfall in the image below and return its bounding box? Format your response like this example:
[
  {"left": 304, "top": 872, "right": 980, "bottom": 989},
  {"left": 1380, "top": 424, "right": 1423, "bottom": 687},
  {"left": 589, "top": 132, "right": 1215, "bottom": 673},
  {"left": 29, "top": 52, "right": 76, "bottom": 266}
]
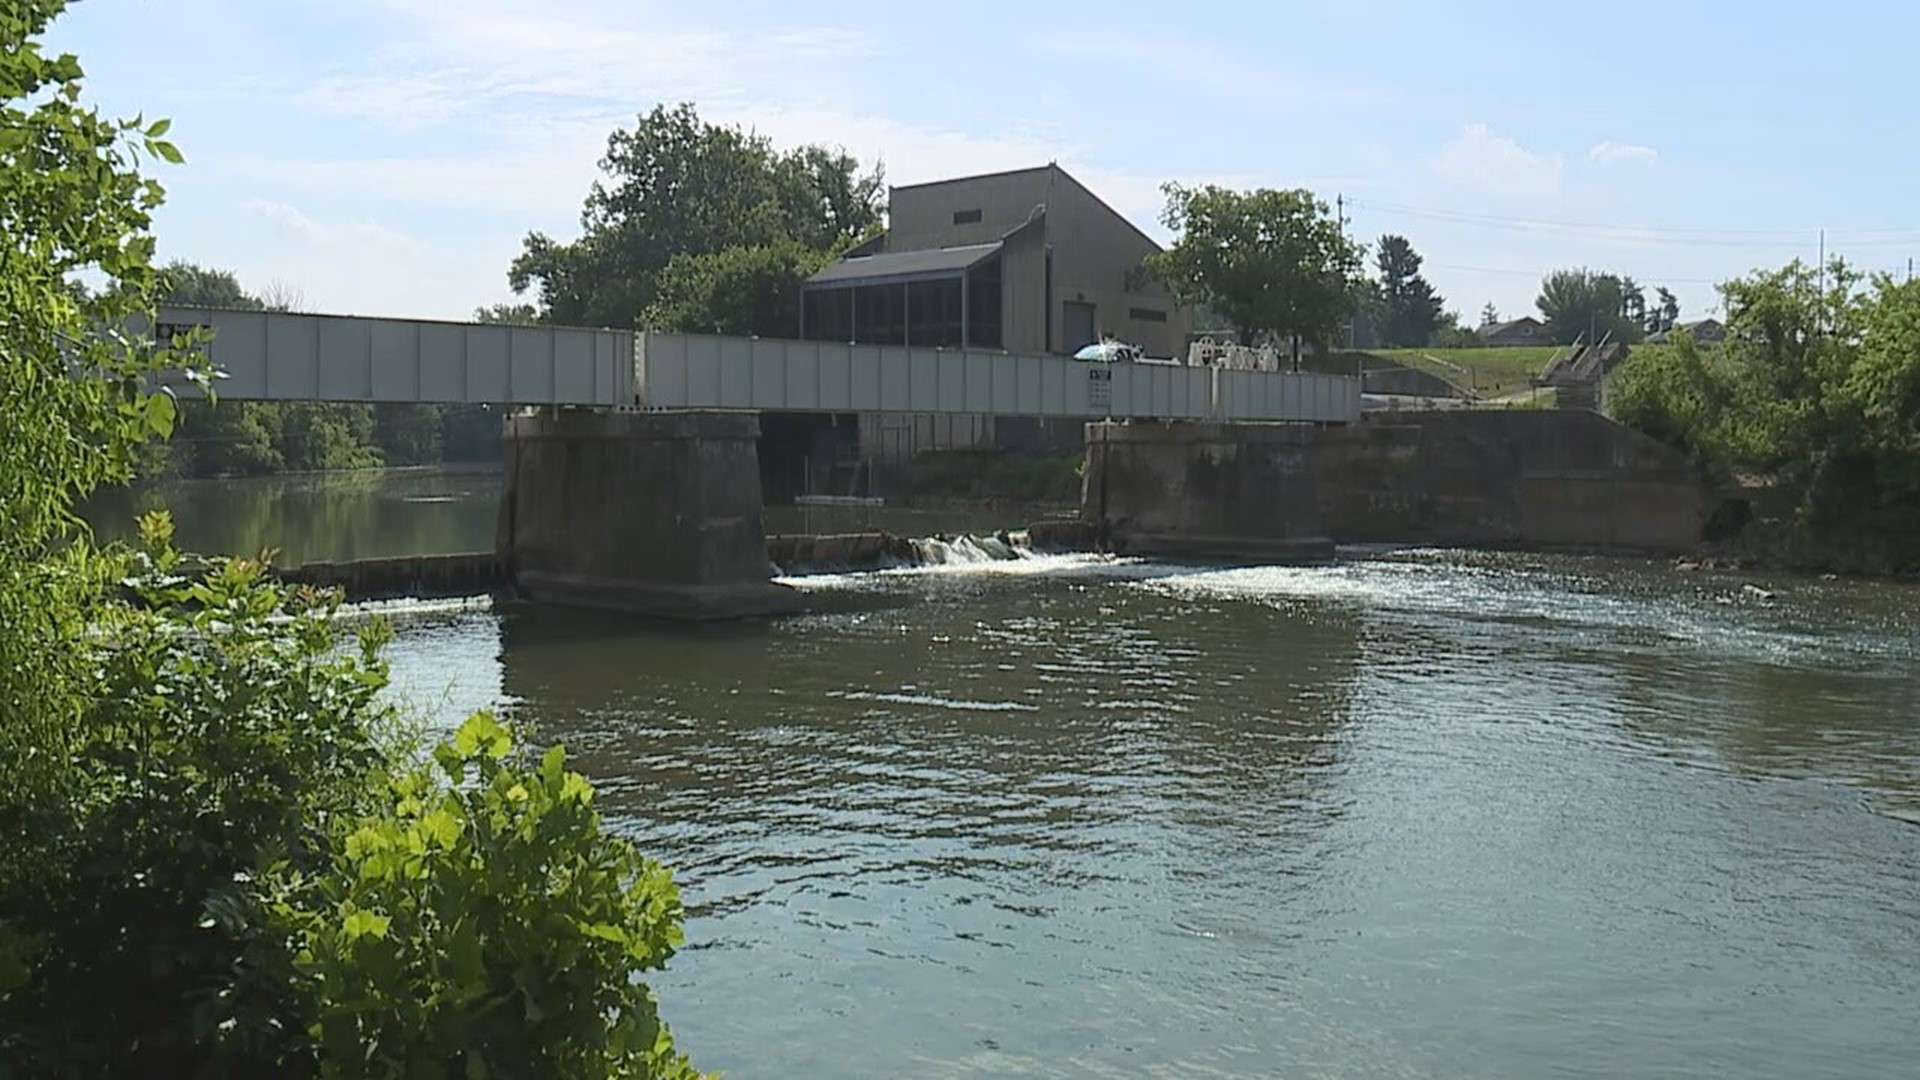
[{"left": 908, "top": 532, "right": 1034, "bottom": 566}]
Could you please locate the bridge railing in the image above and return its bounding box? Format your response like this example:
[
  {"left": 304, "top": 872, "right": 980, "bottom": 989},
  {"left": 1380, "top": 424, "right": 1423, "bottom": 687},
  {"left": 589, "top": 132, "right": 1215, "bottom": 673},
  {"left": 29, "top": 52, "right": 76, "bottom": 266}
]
[
  {"left": 636, "top": 333, "right": 1358, "bottom": 423},
  {"left": 152, "top": 307, "right": 632, "bottom": 405},
  {"left": 145, "top": 310, "right": 1360, "bottom": 424}
]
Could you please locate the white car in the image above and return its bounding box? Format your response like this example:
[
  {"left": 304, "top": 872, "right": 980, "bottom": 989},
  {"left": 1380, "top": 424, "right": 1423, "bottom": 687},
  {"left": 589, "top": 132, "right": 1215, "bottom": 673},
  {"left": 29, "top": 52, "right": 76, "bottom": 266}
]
[{"left": 1072, "top": 340, "right": 1143, "bottom": 363}]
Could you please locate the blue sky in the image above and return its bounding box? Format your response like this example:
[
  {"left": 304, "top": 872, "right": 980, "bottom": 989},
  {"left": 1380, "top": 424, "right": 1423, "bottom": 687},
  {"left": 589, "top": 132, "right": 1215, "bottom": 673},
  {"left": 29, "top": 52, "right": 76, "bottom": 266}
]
[{"left": 48, "top": 0, "right": 1920, "bottom": 324}]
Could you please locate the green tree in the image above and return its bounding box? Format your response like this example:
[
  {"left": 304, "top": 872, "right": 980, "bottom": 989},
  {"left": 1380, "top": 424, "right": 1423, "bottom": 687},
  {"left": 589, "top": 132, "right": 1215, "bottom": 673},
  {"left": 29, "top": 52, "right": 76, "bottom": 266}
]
[
  {"left": 1480, "top": 301, "right": 1499, "bottom": 327},
  {"left": 1432, "top": 310, "right": 1483, "bottom": 348},
  {"left": 373, "top": 403, "right": 443, "bottom": 465},
  {"left": 1535, "top": 267, "right": 1647, "bottom": 345},
  {"left": 474, "top": 301, "right": 540, "bottom": 325},
  {"left": 1373, "top": 233, "right": 1446, "bottom": 347},
  {"left": 1, "top": 0, "right": 192, "bottom": 853},
  {"left": 1145, "top": 183, "right": 1363, "bottom": 356},
  {"left": 154, "top": 260, "right": 285, "bottom": 476},
  {"left": 160, "top": 259, "right": 262, "bottom": 309},
  {"left": 509, "top": 103, "right": 882, "bottom": 328},
  {"left": 278, "top": 402, "right": 381, "bottom": 472},
  {"left": 1612, "top": 258, "right": 1920, "bottom": 562},
  {"left": 643, "top": 241, "right": 830, "bottom": 337},
  {"left": 1649, "top": 285, "right": 1682, "bottom": 335},
  {"left": 2, "top": 13, "right": 706, "bottom": 1071}
]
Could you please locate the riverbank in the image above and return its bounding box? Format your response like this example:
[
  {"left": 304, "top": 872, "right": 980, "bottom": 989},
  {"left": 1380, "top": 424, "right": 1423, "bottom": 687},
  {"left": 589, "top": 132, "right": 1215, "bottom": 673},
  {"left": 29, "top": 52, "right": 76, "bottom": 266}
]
[{"left": 1694, "top": 484, "right": 1920, "bottom": 580}]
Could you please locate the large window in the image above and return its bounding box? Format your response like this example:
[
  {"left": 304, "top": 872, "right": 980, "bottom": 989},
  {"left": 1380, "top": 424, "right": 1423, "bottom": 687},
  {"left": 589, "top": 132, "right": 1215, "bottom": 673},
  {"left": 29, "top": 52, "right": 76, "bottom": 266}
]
[
  {"left": 801, "top": 254, "right": 1003, "bottom": 348},
  {"left": 967, "top": 259, "right": 1002, "bottom": 349},
  {"left": 804, "top": 288, "right": 852, "bottom": 342}
]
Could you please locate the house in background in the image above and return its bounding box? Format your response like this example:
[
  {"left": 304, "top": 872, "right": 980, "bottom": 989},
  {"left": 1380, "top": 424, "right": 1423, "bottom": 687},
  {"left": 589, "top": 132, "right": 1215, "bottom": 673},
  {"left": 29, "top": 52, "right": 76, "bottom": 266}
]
[
  {"left": 800, "top": 164, "right": 1191, "bottom": 358},
  {"left": 1646, "top": 317, "right": 1726, "bottom": 345},
  {"left": 1479, "top": 316, "right": 1554, "bottom": 347}
]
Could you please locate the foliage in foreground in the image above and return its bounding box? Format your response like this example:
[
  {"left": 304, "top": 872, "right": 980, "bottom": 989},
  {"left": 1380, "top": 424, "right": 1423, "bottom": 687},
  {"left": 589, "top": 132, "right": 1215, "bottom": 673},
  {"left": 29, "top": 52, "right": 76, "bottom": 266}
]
[
  {"left": 1, "top": 5, "right": 705, "bottom": 1075},
  {"left": 1609, "top": 259, "right": 1920, "bottom": 565},
  {"left": 260, "top": 713, "right": 702, "bottom": 1079}
]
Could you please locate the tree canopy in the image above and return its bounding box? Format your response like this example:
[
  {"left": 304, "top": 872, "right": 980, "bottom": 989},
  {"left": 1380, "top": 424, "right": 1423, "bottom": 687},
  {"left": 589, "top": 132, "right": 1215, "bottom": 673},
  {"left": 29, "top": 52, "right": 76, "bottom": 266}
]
[
  {"left": 642, "top": 241, "right": 830, "bottom": 338},
  {"left": 1372, "top": 234, "right": 1446, "bottom": 347},
  {"left": 1610, "top": 258, "right": 1920, "bottom": 565},
  {"left": 1535, "top": 268, "right": 1648, "bottom": 345},
  {"left": 508, "top": 103, "right": 883, "bottom": 329},
  {"left": 1145, "top": 183, "right": 1362, "bottom": 353}
]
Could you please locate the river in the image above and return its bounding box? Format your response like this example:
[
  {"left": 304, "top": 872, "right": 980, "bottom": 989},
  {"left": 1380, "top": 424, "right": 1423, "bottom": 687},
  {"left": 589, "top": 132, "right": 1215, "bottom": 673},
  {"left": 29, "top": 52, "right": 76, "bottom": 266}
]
[{"left": 88, "top": 471, "right": 1920, "bottom": 1078}]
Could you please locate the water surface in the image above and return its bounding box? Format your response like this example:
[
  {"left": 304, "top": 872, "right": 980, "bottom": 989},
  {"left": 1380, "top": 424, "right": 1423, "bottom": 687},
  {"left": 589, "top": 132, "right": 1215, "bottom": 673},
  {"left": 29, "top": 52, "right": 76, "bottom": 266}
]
[
  {"left": 377, "top": 550, "right": 1920, "bottom": 1079},
  {"left": 89, "top": 471, "right": 1920, "bottom": 1077}
]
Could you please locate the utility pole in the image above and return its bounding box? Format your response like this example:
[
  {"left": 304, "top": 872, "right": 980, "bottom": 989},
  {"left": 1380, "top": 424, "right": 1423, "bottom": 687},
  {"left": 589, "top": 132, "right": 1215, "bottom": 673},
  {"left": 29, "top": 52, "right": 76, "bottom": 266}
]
[{"left": 1337, "top": 193, "right": 1355, "bottom": 353}]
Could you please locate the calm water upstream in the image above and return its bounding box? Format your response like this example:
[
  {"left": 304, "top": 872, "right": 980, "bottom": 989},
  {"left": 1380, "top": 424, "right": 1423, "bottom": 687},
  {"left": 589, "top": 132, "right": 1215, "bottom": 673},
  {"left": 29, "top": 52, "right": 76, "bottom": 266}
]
[{"left": 92, "top": 472, "right": 1920, "bottom": 1078}]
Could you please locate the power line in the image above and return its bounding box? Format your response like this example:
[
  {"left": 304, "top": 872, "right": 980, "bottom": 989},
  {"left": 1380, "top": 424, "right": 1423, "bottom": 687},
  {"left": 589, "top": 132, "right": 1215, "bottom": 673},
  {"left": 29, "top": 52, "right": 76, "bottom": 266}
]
[
  {"left": 1427, "top": 262, "right": 1730, "bottom": 285},
  {"left": 1348, "top": 197, "right": 1920, "bottom": 246}
]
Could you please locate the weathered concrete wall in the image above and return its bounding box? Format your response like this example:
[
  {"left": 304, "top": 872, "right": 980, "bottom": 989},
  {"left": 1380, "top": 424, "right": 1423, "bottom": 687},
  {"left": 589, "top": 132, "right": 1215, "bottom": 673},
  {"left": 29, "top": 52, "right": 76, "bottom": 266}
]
[
  {"left": 766, "top": 532, "right": 915, "bottom": 573},
  {"left": 1313, "top": 411, "right": 1710, "bottom": 551},
  {"left": 498, "top": 411, "right": 799, "bottom": 619},
  {"left": 1084, "top": 410, "right": 1713, "bottom": 558},
  {"left": 1083, "top": 422, "right": 1334, "bottom": 562},
  {"left": 279, "top": 552, "right": 503, "bottom": 601}
]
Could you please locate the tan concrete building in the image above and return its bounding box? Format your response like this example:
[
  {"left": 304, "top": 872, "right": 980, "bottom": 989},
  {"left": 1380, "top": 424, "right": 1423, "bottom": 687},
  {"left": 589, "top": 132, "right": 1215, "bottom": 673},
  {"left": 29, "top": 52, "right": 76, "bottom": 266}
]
[{"left": 801, "top": 164, "right": 1191, "bottom": 358}]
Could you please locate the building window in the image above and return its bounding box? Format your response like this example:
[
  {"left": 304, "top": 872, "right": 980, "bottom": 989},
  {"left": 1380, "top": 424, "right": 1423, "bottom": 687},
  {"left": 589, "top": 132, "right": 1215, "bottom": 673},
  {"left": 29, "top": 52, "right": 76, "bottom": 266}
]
[
  {"left": 952, "top": 209, "right": 983, "bottom": 225},
  {"left": 1129, "top": 307, "right": 1168, "bottom": 323}
]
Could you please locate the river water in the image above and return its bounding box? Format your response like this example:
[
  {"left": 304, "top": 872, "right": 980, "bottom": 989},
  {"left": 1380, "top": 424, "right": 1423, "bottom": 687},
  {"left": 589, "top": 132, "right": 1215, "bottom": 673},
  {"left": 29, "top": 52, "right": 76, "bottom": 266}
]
[{"left": 89, "top": 471, "right": 1920, "bottom": 1078}]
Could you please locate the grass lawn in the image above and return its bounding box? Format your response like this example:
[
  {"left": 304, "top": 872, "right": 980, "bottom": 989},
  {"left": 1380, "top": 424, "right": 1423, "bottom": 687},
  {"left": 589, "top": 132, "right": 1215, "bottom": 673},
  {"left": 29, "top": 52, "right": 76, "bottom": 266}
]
[{"left": 1372, "top": 346, "right": 1563, "bottom": 397}]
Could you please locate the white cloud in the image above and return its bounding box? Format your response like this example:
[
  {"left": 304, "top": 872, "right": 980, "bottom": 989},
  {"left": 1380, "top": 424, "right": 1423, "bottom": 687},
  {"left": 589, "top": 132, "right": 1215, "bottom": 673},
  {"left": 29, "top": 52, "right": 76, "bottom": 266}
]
[
  {"left": 143, "top": 1, "right": 1343, "bottom": 316},
  {"left": 1432, "top": 123, "right": 1563, "bottom": 199},
  {"left": 242, "top": 200, "right": 421, "bottom": 255},
  {"left": 1589, "top": 140, "right": 1659, "bottom": 166}
]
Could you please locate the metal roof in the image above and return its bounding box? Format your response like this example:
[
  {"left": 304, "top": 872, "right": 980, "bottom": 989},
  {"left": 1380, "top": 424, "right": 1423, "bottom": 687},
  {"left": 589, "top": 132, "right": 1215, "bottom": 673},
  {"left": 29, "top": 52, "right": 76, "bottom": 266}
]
[{"left": 805, "top": 242, "right": 1002, "bottom": 289}]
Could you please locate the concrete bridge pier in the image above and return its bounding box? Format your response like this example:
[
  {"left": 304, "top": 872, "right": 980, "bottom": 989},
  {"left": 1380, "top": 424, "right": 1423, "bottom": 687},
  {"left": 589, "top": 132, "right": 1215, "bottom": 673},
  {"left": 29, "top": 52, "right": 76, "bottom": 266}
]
[
  {"left": 1084, "top": 421, "right": 1336, "bottom": 563},
  {"left": 497, "top": 410, "right": 801, "bottom": 619},
  {"left": 1081, "top": 412, "right": 1716, "bottom": 561}
]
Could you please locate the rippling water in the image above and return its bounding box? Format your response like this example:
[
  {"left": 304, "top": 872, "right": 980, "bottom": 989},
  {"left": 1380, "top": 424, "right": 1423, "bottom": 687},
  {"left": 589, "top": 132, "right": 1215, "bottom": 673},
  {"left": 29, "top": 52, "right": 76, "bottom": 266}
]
[{"left": 372, "top": 549, "right": 1920, "bottom": 1079}]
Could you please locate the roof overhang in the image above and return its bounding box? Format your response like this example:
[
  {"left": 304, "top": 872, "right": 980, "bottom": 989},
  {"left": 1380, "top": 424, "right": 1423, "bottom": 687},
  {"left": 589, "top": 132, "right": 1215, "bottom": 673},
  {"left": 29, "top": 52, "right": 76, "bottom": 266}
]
[{"left": 804, "top": 242, "right": 1003, "bottom": 292}]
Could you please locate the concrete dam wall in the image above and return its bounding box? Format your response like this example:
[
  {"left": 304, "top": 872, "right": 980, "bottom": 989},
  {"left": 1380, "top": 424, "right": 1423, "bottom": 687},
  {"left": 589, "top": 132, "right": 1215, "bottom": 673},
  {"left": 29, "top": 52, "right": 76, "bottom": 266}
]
[{"left": 1084, "top": 410, "right": 1714, "bottom": 559}]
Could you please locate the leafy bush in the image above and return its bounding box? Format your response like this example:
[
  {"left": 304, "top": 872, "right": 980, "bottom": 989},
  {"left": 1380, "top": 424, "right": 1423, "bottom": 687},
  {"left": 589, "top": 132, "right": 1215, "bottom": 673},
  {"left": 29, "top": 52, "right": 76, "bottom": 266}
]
[
  {"left": 251, "top": 714, "right": 705, "bottom": 1079},
  {"left": 1608, "top": 261, "right": 1920, "bottom": 563},
  {"left": 2, "top": 8, "right": 706, "bottom": 1075},
  {"left": 1, "top": 515, "right": 398, "bottom": 1075},
  {"left": 1, "top": 519, "right": 707, "bottom": 1078}
]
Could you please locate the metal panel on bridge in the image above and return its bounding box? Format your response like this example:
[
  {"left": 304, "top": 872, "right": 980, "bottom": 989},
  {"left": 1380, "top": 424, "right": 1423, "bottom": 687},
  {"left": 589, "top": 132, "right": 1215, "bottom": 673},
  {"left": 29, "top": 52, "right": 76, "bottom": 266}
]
[
  {"left": 146, "top": 310, "right": 1359, "bottom": 423},
  {"left": 154, "top": 307, "right": 632, "bottom": 405},
  {"left": 633, "top": 333, "right": 1354, "bottom": 423}
]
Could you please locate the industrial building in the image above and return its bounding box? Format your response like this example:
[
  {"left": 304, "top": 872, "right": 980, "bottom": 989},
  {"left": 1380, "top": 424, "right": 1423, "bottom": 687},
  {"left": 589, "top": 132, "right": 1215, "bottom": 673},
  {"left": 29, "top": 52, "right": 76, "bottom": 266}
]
[{"left": 801, "top": 164, "right": 1192, "bottom": 358}]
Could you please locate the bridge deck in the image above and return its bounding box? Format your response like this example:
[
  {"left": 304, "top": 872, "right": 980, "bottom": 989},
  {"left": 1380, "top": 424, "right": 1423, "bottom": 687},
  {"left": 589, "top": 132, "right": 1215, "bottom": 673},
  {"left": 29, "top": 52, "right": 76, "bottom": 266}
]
[{"left": 154, "top": 307, "right": 1360, "bottom": 424}]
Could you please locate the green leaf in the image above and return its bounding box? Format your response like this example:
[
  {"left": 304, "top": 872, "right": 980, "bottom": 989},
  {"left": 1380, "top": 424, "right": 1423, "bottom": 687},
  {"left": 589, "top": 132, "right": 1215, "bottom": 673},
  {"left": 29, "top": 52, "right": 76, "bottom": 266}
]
[
  {"left": 342, "top": 909, "right": 390, "bottom": 942},
  {"left": 147, "top": 117, "right": 171, "bottom": 137},
  {"left": 452, "top": 712, "right": 512, "bottom": 761},
  {"left": 143, "top": 391, "right": 176, "bottom": 438},
  {"left": 578, "top": 921, "right": 627, "bottom": 945},
  {"left": 152, "top": 139, "right": 183, "bottom": 164},
  {"left": 421, "top": 808, "right": 461, "bottom": 849}
]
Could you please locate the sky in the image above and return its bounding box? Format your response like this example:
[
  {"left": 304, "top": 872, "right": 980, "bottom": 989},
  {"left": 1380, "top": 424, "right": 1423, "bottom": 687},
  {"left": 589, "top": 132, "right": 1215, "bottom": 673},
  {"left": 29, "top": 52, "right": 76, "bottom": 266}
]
[{"left": 46, "top": 0, "right": 1920, "bottom": 325}]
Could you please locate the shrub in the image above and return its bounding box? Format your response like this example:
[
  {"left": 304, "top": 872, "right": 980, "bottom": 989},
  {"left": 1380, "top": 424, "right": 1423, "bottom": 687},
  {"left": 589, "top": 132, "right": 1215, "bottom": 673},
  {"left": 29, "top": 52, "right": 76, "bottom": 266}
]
[
  {"left": 250, "top": 714, "right": 706, "bottom": 1079},
  {"left": 0, "top": 519, "right": 706, "bottom": 1078},
  {"left": 3, "top": 10, "right": 707, "bottom": 1075}
]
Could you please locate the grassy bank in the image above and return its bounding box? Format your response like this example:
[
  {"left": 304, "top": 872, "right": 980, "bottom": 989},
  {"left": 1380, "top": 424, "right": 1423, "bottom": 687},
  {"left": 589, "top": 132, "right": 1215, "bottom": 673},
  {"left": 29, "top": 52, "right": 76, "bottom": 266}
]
[{"left": 1373, "top": 346, "right": 1561, "bottom": 397}]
